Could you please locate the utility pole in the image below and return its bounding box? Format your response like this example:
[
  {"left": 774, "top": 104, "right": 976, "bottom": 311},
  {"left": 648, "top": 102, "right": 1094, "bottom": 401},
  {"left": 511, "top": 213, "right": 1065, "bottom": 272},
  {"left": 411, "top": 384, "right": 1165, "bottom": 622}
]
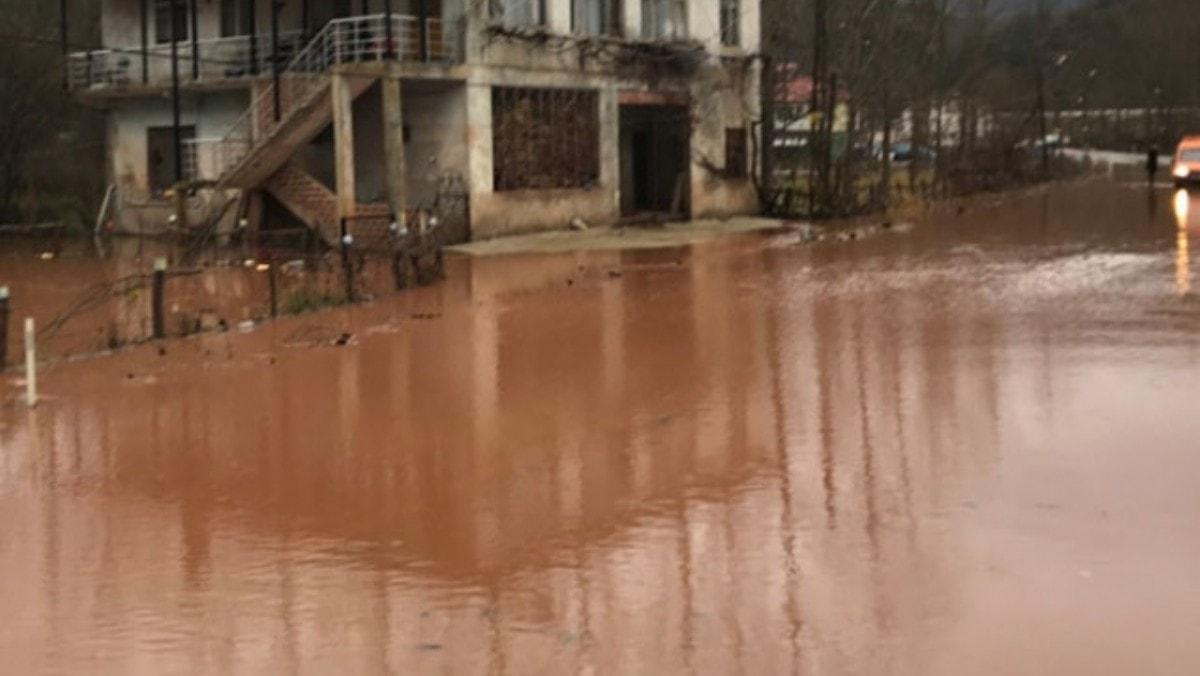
[
  {"left": 1036, "top": 64, "right": 1050, "bottom": 175},
  {"left": 170, "top": 0, "right": 183, "bottom": 184},
  {"left": 810, "top": 0, "right": 827, "bottom": 218},
  {"left": 140, "top": 0, "right": 149, "bottom": 83},
  {"left": 60, "top": 0, "right": 68, "bottom": 90},
  {"left": 418, "top": 0, "right": 429, "bottom": 61},
  {"left": 190, "top": 0, "right": 199, "bottom": 80},
  {"left": 1035, "top": 0, "right": 1051, "bottom": 176},
  {"left": 384, "top": 0, "right": 395, "bottom": 60},
  {"left": 249, "top": 0, "right": 259, "bottom": 75},
  {"left": 272, "top": 0, "right": 282, "bottom": 121}
]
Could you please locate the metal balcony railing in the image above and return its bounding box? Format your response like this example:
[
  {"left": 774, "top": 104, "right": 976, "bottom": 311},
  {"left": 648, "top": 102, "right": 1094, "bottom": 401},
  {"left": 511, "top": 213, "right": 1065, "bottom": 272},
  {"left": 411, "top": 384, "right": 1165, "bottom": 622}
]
[
  {"left": 208, "top": 14, "right": 455, "bottom": 182},
  {"left": 67, "top": 32, "right": 305, "bottom": 91}
]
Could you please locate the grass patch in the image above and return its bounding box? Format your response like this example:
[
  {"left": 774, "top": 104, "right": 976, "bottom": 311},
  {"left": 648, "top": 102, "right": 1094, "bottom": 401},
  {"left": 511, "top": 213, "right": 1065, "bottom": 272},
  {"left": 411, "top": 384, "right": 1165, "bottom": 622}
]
[{"left": 283, "top": 288, "right": 345, "bottom": 316}]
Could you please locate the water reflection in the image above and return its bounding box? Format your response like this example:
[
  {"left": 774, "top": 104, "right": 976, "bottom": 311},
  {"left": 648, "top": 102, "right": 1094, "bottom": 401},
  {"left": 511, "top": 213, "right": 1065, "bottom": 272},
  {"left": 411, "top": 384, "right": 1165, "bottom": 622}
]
[
  {"left": 1173, "top": 189, "right": 1194, "bottom": 295},
  {"left": 3, "top": 183, "right": 1200, "bottom": 672}
]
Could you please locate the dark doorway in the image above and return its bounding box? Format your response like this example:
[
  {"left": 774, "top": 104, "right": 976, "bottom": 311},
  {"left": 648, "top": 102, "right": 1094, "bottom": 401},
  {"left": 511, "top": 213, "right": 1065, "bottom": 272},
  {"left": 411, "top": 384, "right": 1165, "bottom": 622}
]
[
  {"left": 147, "top": 125, "right": 195, "bottom": 197},
  {"left": 620, "top": 104, "right": 690, "bottom": 219}
]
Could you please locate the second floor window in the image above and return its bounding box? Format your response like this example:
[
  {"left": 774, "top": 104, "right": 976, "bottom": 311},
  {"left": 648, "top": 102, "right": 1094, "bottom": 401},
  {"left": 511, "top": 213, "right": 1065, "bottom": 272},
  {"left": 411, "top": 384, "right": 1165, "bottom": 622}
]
[
  {"left": 490, "top": 0, "right": 546, "bottom": 27},
  {"left": 573, "top": 0, "right": 621, "bottom": 36},
  {"left": 155, "top": 0, "right": 189, "bottom": 44},
  {"left": 220, "top": 0, "right": 255, "bottom": 38},
  {"left": 641, "top": 0, "right": 686, "bottom": 40},
  {"left": 720, "top": 0, "right": 739, "bottom": 46}
]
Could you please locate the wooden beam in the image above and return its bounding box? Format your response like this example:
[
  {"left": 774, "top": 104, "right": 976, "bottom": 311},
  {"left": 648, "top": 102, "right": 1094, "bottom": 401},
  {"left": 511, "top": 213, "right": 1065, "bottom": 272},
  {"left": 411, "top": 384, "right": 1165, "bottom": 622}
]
[{"left": 332, "top": 74, "right": 357, "bottom": 219}]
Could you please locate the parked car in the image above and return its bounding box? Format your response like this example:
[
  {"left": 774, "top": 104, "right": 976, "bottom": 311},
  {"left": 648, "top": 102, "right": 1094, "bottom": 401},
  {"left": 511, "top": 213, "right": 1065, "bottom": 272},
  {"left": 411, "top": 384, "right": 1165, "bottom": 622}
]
[{"left": 1172, "top": 136, "right": 1200, "bottom": 186}]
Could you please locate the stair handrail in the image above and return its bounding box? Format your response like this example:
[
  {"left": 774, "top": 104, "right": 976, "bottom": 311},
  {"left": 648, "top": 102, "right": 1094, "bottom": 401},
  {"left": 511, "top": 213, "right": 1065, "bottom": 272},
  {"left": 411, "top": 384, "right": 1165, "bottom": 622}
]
[
  {"left": 214, "top": 13, "right": 441, "bottom": 182},
  {"left": 215, "top": 17, "right": 358, "bottom": 177}
]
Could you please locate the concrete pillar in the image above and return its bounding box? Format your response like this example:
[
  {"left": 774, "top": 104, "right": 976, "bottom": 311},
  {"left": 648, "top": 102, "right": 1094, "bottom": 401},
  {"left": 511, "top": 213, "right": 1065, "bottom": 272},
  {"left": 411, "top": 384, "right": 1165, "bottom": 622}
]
[
  {"left": 332, "top": 74, "right": 357, "bottom": 219},
  {"left": 381, "top": 69, "right": 407, "bottom": 224}
]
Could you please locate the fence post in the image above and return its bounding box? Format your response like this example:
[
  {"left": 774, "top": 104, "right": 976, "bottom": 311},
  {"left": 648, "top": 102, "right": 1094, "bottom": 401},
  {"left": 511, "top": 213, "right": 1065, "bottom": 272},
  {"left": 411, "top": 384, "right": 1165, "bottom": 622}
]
[
  {"left": 152, "top": 257, "right": 167, "bottom": 339},
  {"left": 268, "top": 255, "right": 279, "bottom": 318},
  {"left": 0, "top": 286, "right": 9, "bottom": 369},
  {"left": 24, "top": 317, "right": 37, "bottom": 408},
  {"left": 340, "top": 218, "right": 355, "bottom": 303}
]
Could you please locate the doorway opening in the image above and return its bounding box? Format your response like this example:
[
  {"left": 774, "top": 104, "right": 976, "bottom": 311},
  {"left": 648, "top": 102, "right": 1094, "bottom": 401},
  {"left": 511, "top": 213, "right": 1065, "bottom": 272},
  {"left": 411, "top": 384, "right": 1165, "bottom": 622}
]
[
  {"left": 619, "top": 104, "right": 690, "bottom": 220},
  {"left": 147, "top": 125, "right": 195, "bottom": 198}
]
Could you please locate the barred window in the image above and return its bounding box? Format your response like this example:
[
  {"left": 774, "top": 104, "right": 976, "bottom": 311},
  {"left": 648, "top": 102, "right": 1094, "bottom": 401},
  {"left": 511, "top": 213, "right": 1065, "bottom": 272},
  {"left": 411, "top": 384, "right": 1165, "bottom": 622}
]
[
  {"left": 725, "top": 127, "right": 747, "bottom": 178},
  {"left": 493, "top": 87, "right": 600, "bottom": 191}
]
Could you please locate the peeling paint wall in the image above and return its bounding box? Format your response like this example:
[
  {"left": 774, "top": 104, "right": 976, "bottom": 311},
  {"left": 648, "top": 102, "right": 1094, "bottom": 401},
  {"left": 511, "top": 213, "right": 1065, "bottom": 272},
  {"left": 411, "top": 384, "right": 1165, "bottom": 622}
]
[
  {"left": 453, "top": 0, "right": 762, "bottom": 238},
  {"left": 108, "top": 91, "right": 249, "bottom": 198}
]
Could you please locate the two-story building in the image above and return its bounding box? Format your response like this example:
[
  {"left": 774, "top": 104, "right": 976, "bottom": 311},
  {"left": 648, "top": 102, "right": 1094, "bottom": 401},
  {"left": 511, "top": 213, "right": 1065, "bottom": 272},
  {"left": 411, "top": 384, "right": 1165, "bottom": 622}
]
[{"left": 71, "top": 0, "right": 762, "bottom": 244}]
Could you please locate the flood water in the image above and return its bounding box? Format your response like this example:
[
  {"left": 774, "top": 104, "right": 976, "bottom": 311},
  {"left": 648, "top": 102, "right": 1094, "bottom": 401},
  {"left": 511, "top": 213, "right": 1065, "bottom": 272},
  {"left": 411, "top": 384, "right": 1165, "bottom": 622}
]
[{"left": 2, "top": 181, "right": 1200, "bottom": 673}]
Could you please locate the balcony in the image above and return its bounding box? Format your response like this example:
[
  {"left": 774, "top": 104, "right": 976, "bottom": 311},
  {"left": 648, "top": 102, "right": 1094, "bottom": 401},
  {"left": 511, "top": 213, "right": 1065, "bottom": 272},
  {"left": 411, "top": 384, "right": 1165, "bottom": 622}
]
[
  {"left": 186, "top": 14, "right": 460, "bottom": 185},
  {"left": 68, "top": 12, "right": 458, "bottom": 94},
  {"left": 67, "top": 32, "right": 306, "bottom": 92}
]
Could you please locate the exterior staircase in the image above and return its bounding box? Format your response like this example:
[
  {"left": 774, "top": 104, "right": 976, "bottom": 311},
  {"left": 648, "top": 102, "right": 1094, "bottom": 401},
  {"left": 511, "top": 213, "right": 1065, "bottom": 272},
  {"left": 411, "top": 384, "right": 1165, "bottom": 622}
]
[
  {"left": 205, "top": 13, "right": 451, "bottom": 233},
  {"left": 223, "top": 75, "right": 375, "bottom": 189},
  {"left": 211, "top": 13, "right": 451, "bottom": 190},
  {"left": 264, "top": 162, "right": 392, "bottom": 247},
  {"left": 264, "top": 162, "right": 340, "bottom": 244}
]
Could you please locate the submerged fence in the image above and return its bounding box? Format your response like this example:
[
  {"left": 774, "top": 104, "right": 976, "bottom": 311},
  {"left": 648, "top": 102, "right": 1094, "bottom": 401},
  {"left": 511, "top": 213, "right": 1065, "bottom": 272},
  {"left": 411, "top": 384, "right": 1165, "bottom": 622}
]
[{"left": 0, "top": 224, "right": 445, "bottom": 370}]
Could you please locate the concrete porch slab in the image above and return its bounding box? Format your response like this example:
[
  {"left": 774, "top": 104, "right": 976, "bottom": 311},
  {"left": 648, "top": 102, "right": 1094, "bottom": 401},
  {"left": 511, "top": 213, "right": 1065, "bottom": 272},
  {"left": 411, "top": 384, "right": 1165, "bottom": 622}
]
[{"left": 446, "top": 217, "right": 788, "bottom": 257}]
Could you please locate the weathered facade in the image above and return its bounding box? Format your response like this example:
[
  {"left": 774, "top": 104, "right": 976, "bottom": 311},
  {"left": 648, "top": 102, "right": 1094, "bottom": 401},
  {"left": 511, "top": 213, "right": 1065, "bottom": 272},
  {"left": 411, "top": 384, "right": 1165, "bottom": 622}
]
[{"left": 72, "top": 0, "right": 762, "bottom": 243}]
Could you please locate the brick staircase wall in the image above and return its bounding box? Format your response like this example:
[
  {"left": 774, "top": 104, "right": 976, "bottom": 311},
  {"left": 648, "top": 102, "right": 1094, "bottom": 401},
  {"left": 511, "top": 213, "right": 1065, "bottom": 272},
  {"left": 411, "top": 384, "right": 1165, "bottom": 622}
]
[
  {"left": 265, "top": 163, "right": 396, "bottom": 248},
  {"left": 264, "top": 163, "right": 340, "bottom": 244}
]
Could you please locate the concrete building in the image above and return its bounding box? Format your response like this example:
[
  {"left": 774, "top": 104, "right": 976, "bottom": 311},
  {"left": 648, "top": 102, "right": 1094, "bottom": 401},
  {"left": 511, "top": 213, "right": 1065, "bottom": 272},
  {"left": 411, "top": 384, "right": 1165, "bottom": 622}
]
[{"left": 70, "top": 0, "right": 763, "bottom": 244}]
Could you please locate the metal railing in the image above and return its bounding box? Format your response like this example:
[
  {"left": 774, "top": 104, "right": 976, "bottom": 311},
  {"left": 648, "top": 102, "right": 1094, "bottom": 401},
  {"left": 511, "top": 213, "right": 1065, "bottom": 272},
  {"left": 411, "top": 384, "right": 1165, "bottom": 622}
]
[
  {"left": 67, "top": 32, "right": 305, "bottom": 91},
  {"left": 213, "top": 14, "right": 453, "bottom": 182}
]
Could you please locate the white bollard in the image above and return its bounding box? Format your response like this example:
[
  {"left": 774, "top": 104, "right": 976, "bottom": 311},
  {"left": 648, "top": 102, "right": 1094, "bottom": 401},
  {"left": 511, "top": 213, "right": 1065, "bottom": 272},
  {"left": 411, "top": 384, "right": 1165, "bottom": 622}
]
[{"left": 24, "top": 317, "right": 36, "bottom": 407}]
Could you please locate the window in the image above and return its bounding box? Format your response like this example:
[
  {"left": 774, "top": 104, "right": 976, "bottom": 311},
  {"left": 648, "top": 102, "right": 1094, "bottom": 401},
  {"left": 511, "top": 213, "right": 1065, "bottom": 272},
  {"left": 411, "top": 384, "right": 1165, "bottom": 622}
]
[
  {"left": 492, "top": 87, "right": 600, "bottom": 191},
  {"left": 490, "top": 0, "right": 546, "bottom": 27},
  {"left": 573, "top": 0, "right": 621, "bottom": 36},
  {"left": 220, "top": 0, "right": 254, "bottom": 38},
  {"left": 641, "top": 0, "right": 686, "bottom": 39},
  {"left": 725, "top": 128, "right": 747, "bottom": 178},
  {"left": 720, "top": 0, "right": 739, "bottom": 46},
  {"left": 155, "top": 0, "right": 189, "bottom": 44},
  {"left": 147, "top": 125, "right": 197, "bottom": 195}
]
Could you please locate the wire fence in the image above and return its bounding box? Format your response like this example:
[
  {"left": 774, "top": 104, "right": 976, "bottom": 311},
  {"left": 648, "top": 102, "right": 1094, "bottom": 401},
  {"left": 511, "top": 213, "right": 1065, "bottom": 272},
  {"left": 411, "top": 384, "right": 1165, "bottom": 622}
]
[{"left": 0, "top": 222, "right": 446, "bottom": 370}]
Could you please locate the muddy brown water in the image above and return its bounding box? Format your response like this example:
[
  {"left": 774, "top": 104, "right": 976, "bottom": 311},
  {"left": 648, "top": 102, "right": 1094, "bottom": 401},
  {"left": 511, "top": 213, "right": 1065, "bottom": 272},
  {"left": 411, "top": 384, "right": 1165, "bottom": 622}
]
[{"left": 2, "top": 181, "right": 1200, "bottom": 674}]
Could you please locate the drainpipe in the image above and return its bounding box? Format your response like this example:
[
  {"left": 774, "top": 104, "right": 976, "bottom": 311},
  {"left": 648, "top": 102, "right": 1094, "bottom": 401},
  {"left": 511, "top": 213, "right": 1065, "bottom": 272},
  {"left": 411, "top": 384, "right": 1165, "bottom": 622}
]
[
  {"left": 170, "top": 0, "right": 183, "bottom": 184},
  {"left": 140, "top": 0, "right": 149, "bottom": 83},
  {"left": 249, "top": 0, "right": 259, "bottom": 75},
  {"left": 384, "top": 0, "right": 394, "bottom": 60},
  {"left": 190, "top": 0, "right": 199, "bottom": 79},
  {"left": 272, "top": 0, "right": 282, "bottom": 121}
]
